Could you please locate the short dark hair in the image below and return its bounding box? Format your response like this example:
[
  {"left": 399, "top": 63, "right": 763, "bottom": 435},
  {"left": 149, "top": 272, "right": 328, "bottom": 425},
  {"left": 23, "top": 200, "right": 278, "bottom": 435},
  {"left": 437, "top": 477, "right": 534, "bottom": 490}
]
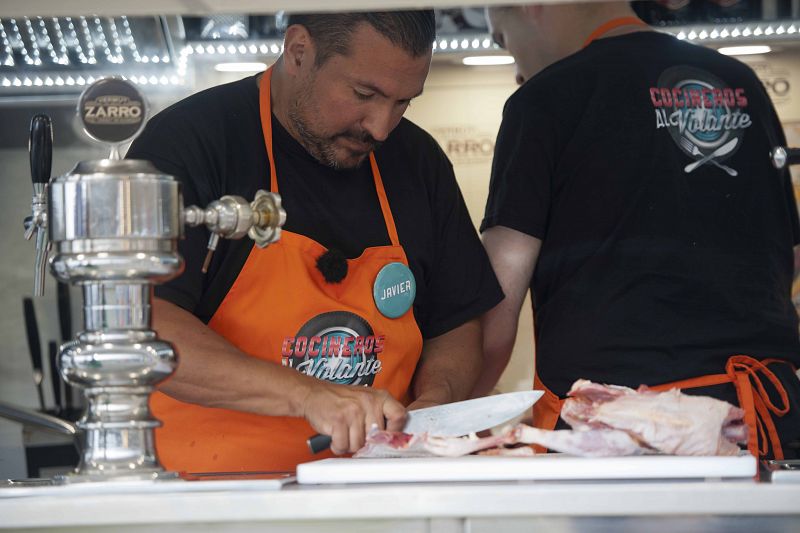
[{"left": 286, "top": 11, "right": 436, "bottom": 66}]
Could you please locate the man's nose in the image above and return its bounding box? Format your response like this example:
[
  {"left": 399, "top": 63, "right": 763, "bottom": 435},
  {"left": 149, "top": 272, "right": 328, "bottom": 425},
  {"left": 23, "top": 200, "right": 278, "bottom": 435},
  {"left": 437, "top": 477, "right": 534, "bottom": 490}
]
[{"left": 361, "top": 104, "right": 396, "bottom": 143}]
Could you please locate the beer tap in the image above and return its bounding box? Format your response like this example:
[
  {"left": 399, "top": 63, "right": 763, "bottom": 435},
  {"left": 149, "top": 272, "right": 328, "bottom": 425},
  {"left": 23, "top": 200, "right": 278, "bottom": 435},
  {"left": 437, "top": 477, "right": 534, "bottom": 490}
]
[
  {"left": 184, "top": 190, "right": 286, "bottom": 273},
  {"left": 23, "top": 114, "right": 52, "bottom": 297},
  {"left": 16, "top": 155, "right": 287, "bottom": 483},
  {"left": 771, "top": 147, "right": 800, "bottom": 170},
  {"left": 6, "top": 78, "right": 289, "bottom": 483}
]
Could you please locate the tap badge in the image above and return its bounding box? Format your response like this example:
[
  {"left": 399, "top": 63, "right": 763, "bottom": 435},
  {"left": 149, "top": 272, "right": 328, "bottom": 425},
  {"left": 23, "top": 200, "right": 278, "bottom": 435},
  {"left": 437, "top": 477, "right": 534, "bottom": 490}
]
[
  {"left": 78, "top": 77, "right": 147, "bottom": 144},
  {"left": 650, "top": 66, "right": 751, "bottom": 176},
  {"left": 281, "top": 311, "right": 383, "bottom": 386}
]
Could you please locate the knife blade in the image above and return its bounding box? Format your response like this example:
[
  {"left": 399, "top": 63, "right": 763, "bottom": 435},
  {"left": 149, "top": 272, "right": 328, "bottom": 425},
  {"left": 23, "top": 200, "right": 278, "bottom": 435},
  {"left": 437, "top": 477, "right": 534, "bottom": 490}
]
[{"left": 306, "top": 390, "right": 543, "bottom": 454}]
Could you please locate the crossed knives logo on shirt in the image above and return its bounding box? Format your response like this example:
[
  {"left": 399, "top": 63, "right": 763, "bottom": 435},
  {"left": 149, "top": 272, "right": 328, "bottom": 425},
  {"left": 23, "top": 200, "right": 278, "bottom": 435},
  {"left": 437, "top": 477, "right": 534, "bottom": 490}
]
[
  {"left": 280, "top": 311, "right": 384, "bottom": 386},
  {"left": 650, "top": 65, "right": 752, "bottom": 176}
]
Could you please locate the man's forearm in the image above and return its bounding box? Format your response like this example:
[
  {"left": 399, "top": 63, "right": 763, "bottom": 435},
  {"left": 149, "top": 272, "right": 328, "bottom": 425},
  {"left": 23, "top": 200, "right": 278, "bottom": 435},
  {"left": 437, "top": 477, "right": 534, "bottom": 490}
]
[
  {"left": 410, "top": 318, "right": 482, "bottom": 407},
  {"left": 153, "top": 297, "right": 313, "bottom": 417},
  {"left": 470, "top": 309, "right": 517, "bottom": 397}
]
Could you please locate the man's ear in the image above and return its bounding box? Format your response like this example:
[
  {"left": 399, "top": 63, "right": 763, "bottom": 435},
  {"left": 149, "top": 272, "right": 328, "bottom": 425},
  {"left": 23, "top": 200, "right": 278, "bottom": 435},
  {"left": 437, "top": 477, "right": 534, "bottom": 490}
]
[{"left": 282, "top": 24, "right": 315, "bottom": 75}]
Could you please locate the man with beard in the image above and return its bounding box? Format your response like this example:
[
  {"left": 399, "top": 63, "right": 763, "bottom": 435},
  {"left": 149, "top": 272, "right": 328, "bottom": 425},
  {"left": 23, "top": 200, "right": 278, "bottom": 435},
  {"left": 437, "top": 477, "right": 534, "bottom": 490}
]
[{"left": 125, "top": 10, "right": 503, "bottom": 473}]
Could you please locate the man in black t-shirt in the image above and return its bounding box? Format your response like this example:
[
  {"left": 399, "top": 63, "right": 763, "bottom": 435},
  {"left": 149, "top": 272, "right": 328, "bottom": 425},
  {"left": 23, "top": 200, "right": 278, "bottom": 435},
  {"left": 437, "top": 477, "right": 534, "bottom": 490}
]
[
  {"left": 126, "top": 11, "right": 503, "bottom": 471},
  {"left": 478, "top": 2, "right": 800, "bottom": 459}
]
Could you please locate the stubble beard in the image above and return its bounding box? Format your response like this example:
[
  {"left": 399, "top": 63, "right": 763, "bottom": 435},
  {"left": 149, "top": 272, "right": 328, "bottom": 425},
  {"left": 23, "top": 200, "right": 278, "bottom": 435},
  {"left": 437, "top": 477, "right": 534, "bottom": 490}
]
[{"left": 288, "top": 75, "right": 381, "bottom": 170}]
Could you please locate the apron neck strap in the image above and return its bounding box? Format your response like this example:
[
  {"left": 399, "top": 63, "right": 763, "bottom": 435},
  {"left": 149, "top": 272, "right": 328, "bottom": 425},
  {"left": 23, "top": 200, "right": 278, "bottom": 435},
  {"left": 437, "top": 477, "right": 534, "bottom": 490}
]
[
  {"left": 582, "top": 16, "right": 648, "bottom": 48},
  {"left": 258, "top": 66, "right": 401, "bottom": 247}
]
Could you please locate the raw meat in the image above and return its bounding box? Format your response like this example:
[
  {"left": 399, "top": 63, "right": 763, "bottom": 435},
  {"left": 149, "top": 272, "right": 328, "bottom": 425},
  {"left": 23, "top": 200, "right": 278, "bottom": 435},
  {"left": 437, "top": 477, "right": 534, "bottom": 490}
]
[
  {"left": 353, "top": 380, "right": 749, "bottom": 459},
  {"left": 545, "top": 380, "right": 747, "bottom": 456},
  {"left": 354, "top": 425, "right": 519, "bottom": 458},
  {"left": 513, "top": 426, "right": 652, "bottom": 456}
]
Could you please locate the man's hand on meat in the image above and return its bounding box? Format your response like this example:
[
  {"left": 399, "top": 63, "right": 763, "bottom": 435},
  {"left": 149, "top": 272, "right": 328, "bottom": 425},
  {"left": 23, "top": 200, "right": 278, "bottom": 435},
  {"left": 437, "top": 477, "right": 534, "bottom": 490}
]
[{"left": 301, "top": 383, "right": 407, "bottom": 454}]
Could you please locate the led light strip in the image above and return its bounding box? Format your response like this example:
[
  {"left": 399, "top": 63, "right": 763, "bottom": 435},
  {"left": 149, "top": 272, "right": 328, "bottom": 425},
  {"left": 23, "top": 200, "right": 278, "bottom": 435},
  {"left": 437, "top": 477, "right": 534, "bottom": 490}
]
[
  {"left": 79, "top": 16, "right": 96, "bottom": 64},
  {"left": 433, "top": 36, "right": 495, "bottom": 52},
  {"left": 0, "top": 19, "right": 14, "bottom": 67},
  {"left": 120, "top": 16, "right": 141, "bottom": 62},
  {"left": 64, "top": 17, "right": 89, "bottom": 64},
  {"left": 35, "top": 17, "right": 58, "bottom": 65},
  {"left": 23, "top": 17, "right": 41, "bottom": 65},
  {"left": 668, "top": 21, "right": 798, "bottom": 42},
  {"left": 8, "top": 19, "right": 33, "bottom": 65},
  {"left": 4, "top": 17, "right": 798, "bottom": 93},
  {"left": 183, "top": 40, "right": 284, "bottom": 57},
  {"left": 51, "top": 17, "right": 69, "bottom": 65},
  {"left": 107, "top": 17, "right": 124, "bottom": 64},
  {"left": 0, "top": 72, "right": 185, "bottom": 89},
  {"left": 93, "top": 16, "right": 113, "bottom": 63}
]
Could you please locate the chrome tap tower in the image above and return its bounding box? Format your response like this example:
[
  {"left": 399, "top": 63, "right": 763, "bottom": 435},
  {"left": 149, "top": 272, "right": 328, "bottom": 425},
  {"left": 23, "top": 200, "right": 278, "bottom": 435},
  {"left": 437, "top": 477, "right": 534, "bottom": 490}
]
[{"left": 23, "top": 88, "right": 284, "bottom": 482}]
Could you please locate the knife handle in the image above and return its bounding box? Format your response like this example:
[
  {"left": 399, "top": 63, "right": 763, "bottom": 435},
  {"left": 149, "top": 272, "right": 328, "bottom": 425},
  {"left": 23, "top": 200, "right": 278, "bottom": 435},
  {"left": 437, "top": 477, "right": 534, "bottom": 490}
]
[{"left": 307, "top": 434, "right": 331, "bottom": 454}]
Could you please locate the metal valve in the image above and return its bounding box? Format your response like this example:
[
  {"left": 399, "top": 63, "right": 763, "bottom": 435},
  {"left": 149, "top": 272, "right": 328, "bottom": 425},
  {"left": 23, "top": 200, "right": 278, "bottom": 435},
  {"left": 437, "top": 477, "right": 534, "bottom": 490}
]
[
  {"left": 184, "top": 190, "right": 286, "bottom": 272},
  {"left": 771, "top": 146, "right": 800, "bottom": 170},
  {"left": 24, "top": 114, "right": 53, "bottom": 297}
]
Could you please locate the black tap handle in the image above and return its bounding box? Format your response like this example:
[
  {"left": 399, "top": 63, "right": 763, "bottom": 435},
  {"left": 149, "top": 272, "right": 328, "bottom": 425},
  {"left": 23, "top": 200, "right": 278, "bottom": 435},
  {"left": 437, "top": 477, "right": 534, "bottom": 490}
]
[
  {"left": 29, "top": 114, "right": 53, "bottom": 185},
  {"left": 48, "top": 341, "right": 62, "bottom": 415}
]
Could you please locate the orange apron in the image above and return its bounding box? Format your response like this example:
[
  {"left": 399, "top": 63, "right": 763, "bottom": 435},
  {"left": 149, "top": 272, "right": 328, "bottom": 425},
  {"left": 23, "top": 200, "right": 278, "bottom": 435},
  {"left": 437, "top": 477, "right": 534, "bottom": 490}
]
[
  {"left": 151, "top": 66, "right": 424, "bottom": 473},
  {"left": 531, "top": 17, "right": 796, "bottom": 460}
]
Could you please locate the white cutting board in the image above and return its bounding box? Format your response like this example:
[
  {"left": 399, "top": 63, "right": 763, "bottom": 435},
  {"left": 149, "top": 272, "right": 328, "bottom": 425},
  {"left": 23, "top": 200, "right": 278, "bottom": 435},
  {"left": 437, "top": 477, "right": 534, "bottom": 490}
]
[{"left": 297, "top": 453, "right": 757, "bottom": 484}]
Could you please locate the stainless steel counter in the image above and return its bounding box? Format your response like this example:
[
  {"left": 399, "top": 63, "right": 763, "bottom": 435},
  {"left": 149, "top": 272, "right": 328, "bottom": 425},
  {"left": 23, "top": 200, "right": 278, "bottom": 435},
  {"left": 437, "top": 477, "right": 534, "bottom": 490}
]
[{"left": 1, "top": 478, "right": 799, "bottom": 532}]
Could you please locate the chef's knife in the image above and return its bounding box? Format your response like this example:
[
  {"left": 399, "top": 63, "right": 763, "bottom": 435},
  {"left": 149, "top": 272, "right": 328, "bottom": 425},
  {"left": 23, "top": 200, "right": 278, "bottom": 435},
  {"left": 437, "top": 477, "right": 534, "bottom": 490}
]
[
  {"left": 22, "top": 297, "right": 46, "bottom": 412},
  {"left": 307, "top": 390, "right": 543, "bottom": 454}
]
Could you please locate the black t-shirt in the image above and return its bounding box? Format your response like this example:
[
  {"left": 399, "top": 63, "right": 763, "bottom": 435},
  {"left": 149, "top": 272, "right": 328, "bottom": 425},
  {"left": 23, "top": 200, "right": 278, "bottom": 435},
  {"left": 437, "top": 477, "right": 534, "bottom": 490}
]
[
  {"left": 128, "top": 74, "right": 503, "bottom": 339},
  {"left": 482, "top": 32, "right": 800, "bottom": 397}
]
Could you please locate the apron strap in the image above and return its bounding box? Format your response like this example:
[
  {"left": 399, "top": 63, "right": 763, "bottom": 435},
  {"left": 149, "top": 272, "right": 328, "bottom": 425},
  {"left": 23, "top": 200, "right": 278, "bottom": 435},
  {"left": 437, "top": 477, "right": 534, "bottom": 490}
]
[
  {"left": 582, "top": 16, "right": 648, "bottom": 48},
  {"left": 369, "top": 153, "right": 400, "bottom": 247},
  {"left": 259, "top": 67, "right": 279, "bottom": 193},
  {"left": 725, "top": 355, "right": 790, "bottom": 459},
  {"left": 533, "top": 355, "right": 792, "bottom": 459}
]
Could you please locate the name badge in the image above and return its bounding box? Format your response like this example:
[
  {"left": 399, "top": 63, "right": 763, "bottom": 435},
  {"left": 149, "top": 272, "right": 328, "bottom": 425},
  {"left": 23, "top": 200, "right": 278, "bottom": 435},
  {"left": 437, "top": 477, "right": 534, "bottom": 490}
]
[{"left": 373, "top": 262, "right": 416, "bottom": 319}]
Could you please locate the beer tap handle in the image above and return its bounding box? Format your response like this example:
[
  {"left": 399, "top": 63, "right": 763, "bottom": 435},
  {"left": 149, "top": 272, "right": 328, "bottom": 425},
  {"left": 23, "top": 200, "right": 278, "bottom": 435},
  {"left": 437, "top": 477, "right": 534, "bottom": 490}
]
[
  {"left": 201, "top": 233, "right": 219, "bottom": 274},
  {"left": 771, "top": 146, "right": 800, "bottom": 170},
  {"left": 184, "top": 190, "right": 285, "bottom": 273},
  {"left": 29, "top": 114, "right": 53, "bottom": 187},
  {"left": 27, "top": 114, "right": 53, "bottom": 297}
]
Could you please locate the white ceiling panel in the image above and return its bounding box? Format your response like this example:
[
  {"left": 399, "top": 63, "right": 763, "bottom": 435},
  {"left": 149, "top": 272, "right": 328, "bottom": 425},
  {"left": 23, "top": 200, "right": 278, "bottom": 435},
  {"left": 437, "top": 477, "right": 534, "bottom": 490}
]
[{"left": 0, "top": 0, "right": 565, "bottom": 18}]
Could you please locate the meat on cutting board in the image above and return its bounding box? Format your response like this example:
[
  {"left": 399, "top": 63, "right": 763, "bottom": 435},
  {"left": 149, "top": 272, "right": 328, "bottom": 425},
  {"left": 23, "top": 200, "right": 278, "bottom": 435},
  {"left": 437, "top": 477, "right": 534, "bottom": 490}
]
[
  {"left": 553, "top": 379, "right": 748, "bottom": 456},
  {"left": 354, "top": 426, "right": 519, "bottom": 458},
  {"left": 354, "top": 380, "right": 749, "bottom": 459}
]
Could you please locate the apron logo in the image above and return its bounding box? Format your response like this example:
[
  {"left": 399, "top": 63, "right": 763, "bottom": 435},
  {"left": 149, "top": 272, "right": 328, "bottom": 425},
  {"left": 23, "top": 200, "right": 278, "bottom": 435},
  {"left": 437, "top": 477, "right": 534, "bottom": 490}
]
[
  {"left": 650, "top": 66, "right": 751, "bottom": 176},
  {"left": 281, "top": 311, "right": 383, "bottom": 386}
]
